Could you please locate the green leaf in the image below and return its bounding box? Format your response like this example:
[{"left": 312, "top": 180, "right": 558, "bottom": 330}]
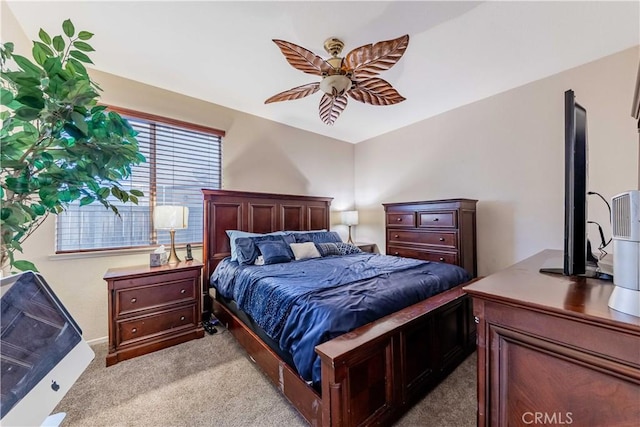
[
  {"left": 43, "top": 56, "right": 62, "bottom": 76},
  {"left": 69, "top": 50, "right": 93, "bottom": 64},
  {"left": 62, "top": 19, "right": 75, "bottom": 38},
  {"left": 14, "top": 106, "right": 41, "bottom": 121},
  {"left": 79, "top": 196, "right": 95, "bottom": 206},
  {"left": 38, "top": 28, "right": 52, "bottom": 44},
  {"left": 12, "top": 55, "right": 41, "bottom": 76},
  {"left": 0, "top": 90, "right": 14, "bottom": 106},
  {"left": 98, "top": 187, "right": 110, "bottom": 199},
  {"left": 130, "top": 189, "right": 144, "bottom": 197},
  {"left": 13, "top": 260, "right": 38, "bottom": 272},
  {"left": 91, "top": 105, "right": 107, "bottom": 114},
  {"left": 71, "top": 111, "right": 88, "bottom": 135},
  {"left": 52, "top": 35, "right": 65, "bottom": 52},
  {"left": 31, "top": 42, "right": 54, "bottom": 65},
  {"left": 32, "top": 44, "right": 47, "bottom": 66},
  {"left": 72, "top": 41, "right": 94, "bottom": 52},
  {"left": 77, "top": 31, "right": 94, "bottom": 40},
  {"left": 68, "top": 58, "right": 87, "bottom": 77},
  {"left": 32, "top": 204, "right": 46, "bottom": 215}
]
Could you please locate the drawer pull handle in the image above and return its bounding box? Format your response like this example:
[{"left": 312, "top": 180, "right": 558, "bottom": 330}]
[
  {"left": 394, "top": 234, "right": 399, "bottom": 238},
  {"left": 180, "top": 289, "right": 186, "bottom": 294},
  {"left": 131, "top": 298, "right": 137, "bottom": 303},
  {"left": 474, "top": 316, "right": 480, "bottom": 324},
  {"left": 439, "top": 237, "right": 445, "bottom": 241},
  {"left": 131, "top": 328, "right": 137, "bottom": 334},
  {"left": 397, "top": 218, "right": 402, "bottom": 222},
  {"left": 394, "top": 252, "right": 399, "bottom": 255},
  {"left": 180, "top": 316, "right": 185, "bottom": 321},
  {"left": 433, "top": 218, "right": 439, "bottom": 222},
  {"left": 439, "top": 257, "right": 445, "bottom": 262}
]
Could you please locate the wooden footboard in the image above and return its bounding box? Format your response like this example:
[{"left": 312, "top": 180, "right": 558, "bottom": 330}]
[{"left": 214, "top": 280, "right": 477, "bottom": 427}]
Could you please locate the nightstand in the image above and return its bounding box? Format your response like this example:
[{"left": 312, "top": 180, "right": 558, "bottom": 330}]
[
  {"left": 356, "top": 242, "right": 377, "bottom": 253},
  {"left": 103, "top": 260, "right": 204, "bottom": 366}
]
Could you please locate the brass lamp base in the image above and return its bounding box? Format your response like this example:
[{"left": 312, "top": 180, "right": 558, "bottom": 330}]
[
  {"left": 168, "top": 229, "right": 181, "bottom": 263},
  {"left": 347, "top": 225, "right": 354, "bottom": 244}
]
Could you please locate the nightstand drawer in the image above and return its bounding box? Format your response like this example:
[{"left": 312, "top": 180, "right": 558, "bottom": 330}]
[
  {"left": 387, "top": 230, "right": 457, "bottom": 249},
  {"left": 418, "top": 211, "right": 456, "bottom": 228},
  {"left": 118, "top": 304, "right": 197, "bottom": 345},
  {"left": 387, "top": 246, "right": 458, "bottom": 265},
  {"left": 386, "top": 213, "right": 416, "bottom": 228},
  {"left": 116, "top": 279, "right": 197, "bottom": 316}
]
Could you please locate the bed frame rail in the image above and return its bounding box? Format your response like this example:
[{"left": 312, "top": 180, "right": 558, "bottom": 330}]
[{"left": 214, "top": 282, "right": 476, "bottom": 426}]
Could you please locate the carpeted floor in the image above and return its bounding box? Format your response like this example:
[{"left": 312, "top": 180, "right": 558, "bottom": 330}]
[{"left": 55, "top": 329, "right": 476, "bottom": 426}]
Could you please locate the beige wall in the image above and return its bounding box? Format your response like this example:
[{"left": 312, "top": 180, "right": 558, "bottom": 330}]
[
  {"left": 2, "top": 7, "right": 355, "bottom": 341},
  {"left": 355, "top": 47, "right": 639, "bottom": 276}
]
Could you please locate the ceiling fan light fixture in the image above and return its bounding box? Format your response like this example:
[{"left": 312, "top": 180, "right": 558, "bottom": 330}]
[{"left": 320, "top": 74, "right": 352, "bottom": 96}]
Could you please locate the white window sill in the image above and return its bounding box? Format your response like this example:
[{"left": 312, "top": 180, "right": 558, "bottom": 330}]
[{"left": 48, "top": 244, "right": 202, "bottom": 261}]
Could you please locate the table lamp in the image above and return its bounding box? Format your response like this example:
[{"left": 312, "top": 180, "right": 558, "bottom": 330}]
[
  {"left": 341, "top": 210, "right": 359, "bottom": 244},
  {"left": 154, "top": 205, "right": 189, "bottom": 263}
]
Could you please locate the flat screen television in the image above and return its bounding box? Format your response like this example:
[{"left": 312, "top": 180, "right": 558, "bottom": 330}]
[
  {"left": 563, "top": 89, "right": 589, "bottom": 275},
  {"left": 0, "top": 271, "right": 94, "bottom": 426},
  {"left": 540, "top": 89, "right": 600, "bottom": 277}
]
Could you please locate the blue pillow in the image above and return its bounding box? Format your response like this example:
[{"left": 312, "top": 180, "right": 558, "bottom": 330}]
[
  {"left": 294, "top": 231, "right": 342, "bottom": 244},
  {"left": 236, "top": 234, "right": 295, "bottom": 265},
  {"left": 226, "top": 230, "right": 286, "bottom": 262},
  {"left": 255, "top": 240, "right": 293, "bottom": 265}
]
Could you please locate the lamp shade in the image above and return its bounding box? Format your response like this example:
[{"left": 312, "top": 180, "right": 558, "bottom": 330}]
[
  {"left": 154, "top": 206, "right": 189, "bottom": 230},
  {"left": 341, "top": 210, "right": 359, "bottom": 226}
]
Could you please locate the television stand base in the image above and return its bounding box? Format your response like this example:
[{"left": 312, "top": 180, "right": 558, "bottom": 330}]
[{"left": 539, "top": 254, "right": 613, "bottom": 282}]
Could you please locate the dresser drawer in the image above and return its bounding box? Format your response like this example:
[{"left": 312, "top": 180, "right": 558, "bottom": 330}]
[
  {"left": 387, "top": 246, "right": 458, "bottom": 265},
  {"left": 117, "top": 304, "right": 197, "bottom": 346},
  {"left": 387, "top": 230, "right": 457, "bottom": 249},
  {"left": 386, "top": 212, "right": 416, "bottom": 228},
  {"left": 417, "top": 211, "right": 456, "bottom": 228},
  {"left": 116, "top": 278, "right": 197, "bottom": 316}
]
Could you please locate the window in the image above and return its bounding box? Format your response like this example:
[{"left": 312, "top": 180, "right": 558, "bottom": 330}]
[{"left": 56, "top": 107, "right": 223, "bottom": 253}]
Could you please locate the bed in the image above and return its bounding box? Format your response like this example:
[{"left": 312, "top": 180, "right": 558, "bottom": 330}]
[{"left": 202, "top": 189, "right": 477, "bottom": 426}]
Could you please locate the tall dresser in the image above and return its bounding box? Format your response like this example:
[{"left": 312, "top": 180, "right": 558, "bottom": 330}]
[{"left": 383, "top": 198, "right": 478, "bottom": 277}]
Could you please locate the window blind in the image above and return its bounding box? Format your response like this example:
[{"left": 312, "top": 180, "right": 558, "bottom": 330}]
[{"left": 56, "top": 107, "right": 223, "bottom": 253}]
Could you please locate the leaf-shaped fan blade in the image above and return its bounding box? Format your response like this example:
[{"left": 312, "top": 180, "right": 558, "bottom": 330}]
[
  {"left": 264, "top": 82, "right": 320, "bottom": 104},
  {"left": 273, "top": 40, "right": 332, "bottom": 76},
  {"left": 319, "top": 92, "right": 348, "bottom": 125},
  {"left": 347, "top": 78, "right": 406, "bottom": 106},
  {"left": 344, "top": 34, "right": 409, "bottom": 79}
]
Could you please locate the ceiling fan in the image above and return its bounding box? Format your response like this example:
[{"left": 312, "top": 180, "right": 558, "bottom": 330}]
[{"left": 265, "top": 34, "right": 409, "bottom": 125}]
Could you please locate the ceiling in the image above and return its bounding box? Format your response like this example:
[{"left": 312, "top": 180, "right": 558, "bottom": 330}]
[{"left": 5, "top": 1, "right": 640, "bottom": 144}]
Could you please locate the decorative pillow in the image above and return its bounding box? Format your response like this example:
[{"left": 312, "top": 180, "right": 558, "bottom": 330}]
[
  {"left": 315, "top": 242, "right": 341, "bottom": 257},
  {"left": 293, "top": 231, "right": 342, "bottom": 244},
  {"left": 236, "top": 234, "right": 295, "bottom": 265},
  {"left": 335, "top": 242, "right": 363, "bottom": 255},
  {"left": 255, "top": 240, "right": 294, "bottom": 265},
  {"left": 289, "top": 242, "right": 321, "bottom": 260},
  {"left": 226, "top": 230, "right": 262, "bottom": 262},
  {"left": 226, "top": 230, "right": 285, "bottom": 262}
]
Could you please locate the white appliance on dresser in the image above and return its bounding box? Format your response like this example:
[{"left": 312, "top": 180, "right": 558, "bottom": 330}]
[{"left": 608, "top": 190, "right": 640, "bottom": 317}]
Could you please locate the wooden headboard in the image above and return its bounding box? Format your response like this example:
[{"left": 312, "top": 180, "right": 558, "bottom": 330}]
[{"left": 201, "top": 189, "right": 332, "bottom": 315}]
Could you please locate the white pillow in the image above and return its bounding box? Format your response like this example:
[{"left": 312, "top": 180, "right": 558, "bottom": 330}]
[{"left": 289, "top": 242, "right": 321, "bottom": 260}]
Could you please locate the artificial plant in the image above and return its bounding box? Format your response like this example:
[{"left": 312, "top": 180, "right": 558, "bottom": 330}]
[{"left": 1, "top": 19, "right": 145, "bottom": 272}]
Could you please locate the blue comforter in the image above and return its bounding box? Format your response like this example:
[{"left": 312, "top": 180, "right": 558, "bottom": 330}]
[{"left": 211, "top": 253, "right": 470, "bottom": 385}]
